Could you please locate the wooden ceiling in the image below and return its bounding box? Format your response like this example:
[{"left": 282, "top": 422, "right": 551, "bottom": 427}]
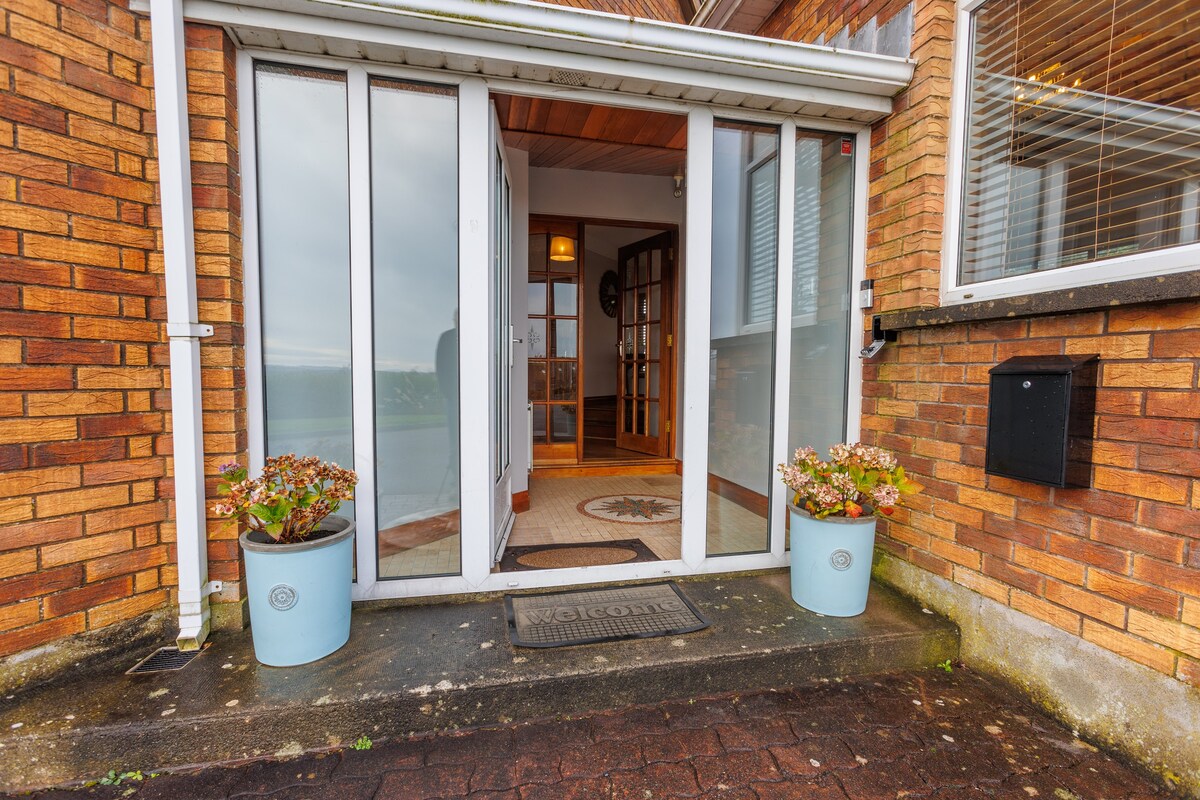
[{"left": 494, "top": 94, "right": 687, "bottom": 176}]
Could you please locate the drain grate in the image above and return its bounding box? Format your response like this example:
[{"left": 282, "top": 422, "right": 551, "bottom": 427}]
[{"left": 126, "top": 646, "right": 204, "bottom": 675}]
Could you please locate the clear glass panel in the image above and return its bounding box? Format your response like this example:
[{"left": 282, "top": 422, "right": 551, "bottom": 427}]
[
  {"left": 554, "top": 319, "right": 577, "bottom": 358},
  {"left": 528, "top": 361, "right": 547, "bottom": 402},
  {"left": 623, "top": 363, "right": 634, "bottom": 395},
  {"left": 528, "top": 233, "right": 546, "bottom": 273},
  {"left": 707, "top": 120, "right": 779, "bottom": 556},
  {"left": 647, "top": 323, "right": 660, "bottom": 359},
  {"left": 958, "top": 0, "right": 1200, "bottom": 284},
  {"left": 637, "top": 251, "right": 649, "bottom": 285},
  {"left": 528, "top": 318, "right": 546, "bottom": 358},
  {"left": 651, "top": 249, "right": 662, "bottom": 282},
  {"left": 637, "top": 291, "right": 647, "bottom": 322},
  {"left": 256, "top": 65, "right": 355, "bottom": 511},
  {"left": 649, "top": 285, "right": 661, "bottom": 322},
  {"left": 552, "top": 281, "right": 577, "bottom": 316},
  {"left": 623, "top": 326, "right": 634, "bottom": 357},
  {"left": 550, "top": 404, "right": 577, "bottom": 442},
  {"left": 369, "top": 78, "right": 461, "bottom": 579},
  {"left": 624, "top": 259, "right": 636, "bottom": 287},
  {"left": 789, "top": 133, "right": 853, "bottom": 463},
  {"left": 632, "top": 399, "right": 642, "bottom": 434},
  {"left": 527, "top": 281, "right": 547, "bottom": 316},
  {"left": 549, "top": 361, "right": 577, "bottom": 401},
  {"left": 622, "top": 399, "right": 633, "bottom": 432},
  {"left": 623, "top": 291, "right": 634, "bottom": 321},
  {"left": 636, "top": 324, "right": 648, "bottom": 358},
  {"left": 648, "top": 365, "right": 660, "bottom": 399},
  {"left": 647, "top": 401, "right": 659, "bottom": 436},
  {"left": 531, "top": 406, "right": 547, "bottom": 443},
  {"left": 636, "top": 362, "right": 647, "bottom": 396}
]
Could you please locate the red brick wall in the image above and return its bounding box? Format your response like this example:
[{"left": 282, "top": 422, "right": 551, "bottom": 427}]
[
  {"left": 540, "top": 0, "right": 688, "bottom": 23},
  {"left": 0, "top": 0, "right": 169, "bottom": 657},
  {"left": 0, "top": 0, "right": 245, "bottom": 657},
  {"left": 760, "top": 0, "right": 1200, "bottom": 687},
  {"left": 869, "top": 308, "right": 1200, "bottom": 686}
]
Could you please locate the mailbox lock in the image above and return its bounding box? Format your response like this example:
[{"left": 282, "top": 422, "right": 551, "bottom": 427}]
[{"left": 1022, "top": 380, "right": 1032, "bottom": 389}]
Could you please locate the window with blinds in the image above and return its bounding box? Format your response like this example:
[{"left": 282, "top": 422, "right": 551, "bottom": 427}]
[{"left": 959, "top": 0, "right": 1200, "bottom": 286}]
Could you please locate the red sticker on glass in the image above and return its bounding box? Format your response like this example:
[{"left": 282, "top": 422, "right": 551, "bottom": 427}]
[{"left": 841, "top": 138, "right": 853, "bottom": 156}]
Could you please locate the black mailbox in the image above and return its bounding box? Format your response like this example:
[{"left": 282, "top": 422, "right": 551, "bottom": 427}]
[{"left": 985, "top": 355, "right": 1098, "bottom": 488}]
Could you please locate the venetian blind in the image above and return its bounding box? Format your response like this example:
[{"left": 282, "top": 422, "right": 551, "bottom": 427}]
[
  {"left": 958, "top": 0, "right": 1200, "bottom": 286},
  {"left": 745, "top": 156, "right": 779, "bottom": 325}
]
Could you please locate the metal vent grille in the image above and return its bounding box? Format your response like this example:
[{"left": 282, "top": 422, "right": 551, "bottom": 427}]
[
  {"left": 126, "top": 646, "right": 203, "bottom": 675},
  {"left": 551, "top": 69, "right": 589, "bottom": 86}
]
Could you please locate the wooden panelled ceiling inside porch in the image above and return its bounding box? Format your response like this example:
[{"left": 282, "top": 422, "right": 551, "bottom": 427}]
[{"left": 494, "top": 93, "right": 687, "bottom": 176}]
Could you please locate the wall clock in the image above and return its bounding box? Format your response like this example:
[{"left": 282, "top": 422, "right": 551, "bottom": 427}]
[{"left": 599, "top": 270, "right": 619, "bottom": 318}]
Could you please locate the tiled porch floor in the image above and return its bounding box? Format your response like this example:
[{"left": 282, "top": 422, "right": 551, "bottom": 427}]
[
  {"left": 508, "top": 474, "right": 769, "bottom": 561},
  {"left": 377, "top": 473, "right": 772, "bottom": 577}
]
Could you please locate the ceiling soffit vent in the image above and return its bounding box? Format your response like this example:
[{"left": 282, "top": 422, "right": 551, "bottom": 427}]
[{"left": 551, "top": 69, "right": 590, "bottom": 87}]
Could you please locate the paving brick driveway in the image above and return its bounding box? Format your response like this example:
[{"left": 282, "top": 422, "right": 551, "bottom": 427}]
[{"left": 18, "top": 669, "right": 1174, "bottom": 799}]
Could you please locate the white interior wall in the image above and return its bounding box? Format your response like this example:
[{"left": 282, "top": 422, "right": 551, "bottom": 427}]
[{"left": 581, "top": 248, "right": 618, "bottom": 397}]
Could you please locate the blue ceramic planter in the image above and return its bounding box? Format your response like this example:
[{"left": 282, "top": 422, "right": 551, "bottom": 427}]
[
  {"left": 239, "top": 516, "right": 355, "bottom": 667},
  {"left": 788, "top": 505, "right": 877, "bottom": 617}
]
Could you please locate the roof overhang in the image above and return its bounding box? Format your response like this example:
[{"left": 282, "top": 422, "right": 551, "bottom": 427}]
[{"left": 144, "top": 0, "right": 914, "bottom": 121}]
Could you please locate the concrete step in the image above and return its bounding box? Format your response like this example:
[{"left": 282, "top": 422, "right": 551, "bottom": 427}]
[{"left": 0, "top": 573, "right": 958, "bottom": 791}]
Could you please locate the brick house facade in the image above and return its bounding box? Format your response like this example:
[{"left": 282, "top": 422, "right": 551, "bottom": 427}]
[{"left": 0, "top": 0, "right": 1196, "bottom": 785}]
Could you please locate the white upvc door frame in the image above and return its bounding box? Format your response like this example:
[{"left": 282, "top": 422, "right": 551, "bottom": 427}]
[{"left": 236, "top": 48, "right": 872, "bottom": 601}]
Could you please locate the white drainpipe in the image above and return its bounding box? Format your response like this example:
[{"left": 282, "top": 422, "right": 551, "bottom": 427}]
[{"left": 149, "top": 0, "right": 216, "bottom": 650}]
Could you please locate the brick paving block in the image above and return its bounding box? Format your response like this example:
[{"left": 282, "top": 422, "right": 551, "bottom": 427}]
[
  {"left": 558, "top": 738, "right": 644, "bottom": 779},
  {"left": 426, "top": 727, "right": 515, "bottom": 765},
  {"left": 512, "top": 753, "right": 561, "bottom": 786},
  {"left": 837, "top": 760, "right": 927, "bottom": 800},
  {"left": 753, "top": 777, "right": 850, "bottom": 800},
  {"left": 770, "top": 736, "right": 858, "bottom": 776},
  {"left": 334, "top": 738, "right": 428, "bottom": 778},
  {"left": 908, "top": 740, "right": 1011, "bottom": 787},
  {"left": 519, "top": 776, "right": 610, "bottom": 800},
  {"left": 591, "top": 705, "right": 669, "bottom": 741},
  {"left": 222, "top": 753, "right": 338, "bottom": 797},
  {"left": 469, "top": 759, "right": 518, "bottom": 793},
  {"left": 731, "top": 689, "right": 804, "bottom": 720},
  {"left": 692, "top": 749, "right": 781, "bottom": 791},
  {"left": 641, "top": 726, "right": 725, "bottom": 763},
  {"left": 715, "top": 716, "right": 797, "bottom": 751},
  {"left": 609, "top": 761, "right": 700, "bottom": 799},
  {"left": 513, "top": 718, "right": 593, "bottom": 754},
  {"left": 376, "top": 762, "right": 473, "bottom": 800},
  {"left": 662, "top": 697, "right": 742, "bottom": 730},
  {"left": 698, "top": 786, "right": 757, "bottom": 800},
  {"left": 253, "top": 777, "right": 379, "bottom": 799},
  {"left": 838, "top": 728, "right": 925, "bottom": 763}
]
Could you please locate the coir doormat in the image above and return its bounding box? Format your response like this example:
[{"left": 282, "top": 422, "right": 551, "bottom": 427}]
[
  {"left": 505, "top": 582, "right": 709, "bottom": 648},
  {"left": 498, "top": 539, "right": 659, "bottom": 572}
]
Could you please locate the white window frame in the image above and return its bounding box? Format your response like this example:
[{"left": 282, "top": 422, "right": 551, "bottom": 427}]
[
  {"left": 239, "top": 46, "right": 870, "bottom": 602},
  {"left": 941, "top": 0, "right": 1200, "bottom": 306}
]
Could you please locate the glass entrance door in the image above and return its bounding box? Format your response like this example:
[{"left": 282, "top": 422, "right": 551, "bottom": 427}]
[{"left": 490, "top": 105, "right": 514, "bottom": 563}]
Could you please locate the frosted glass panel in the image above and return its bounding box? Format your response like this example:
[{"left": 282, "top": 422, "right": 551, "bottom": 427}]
[
  {"left": 369, "top": 78, "right": 460, "bottom": 580},
  {"left": 256, "top": 65, "right": 354, "bottom": 495},
  {"left": 707, "top": 120, "right": 779, "bottom": 556}
]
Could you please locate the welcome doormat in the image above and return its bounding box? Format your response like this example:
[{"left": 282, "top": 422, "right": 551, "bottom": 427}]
[
  {"left": 499, "top": 539, "right": 659, "bottom": 572},
  {"left": 505, "top": 582, "right": 709, "bottom": 648}
]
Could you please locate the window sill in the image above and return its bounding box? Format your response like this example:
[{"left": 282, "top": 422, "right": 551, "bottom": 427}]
[{"left": 878, "top": 269, "right": 1200, "bottom": 331}]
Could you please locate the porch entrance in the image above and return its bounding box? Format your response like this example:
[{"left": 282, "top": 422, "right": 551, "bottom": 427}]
[{"left": 496, "top": 91, "right": 686, "bottom": 567}]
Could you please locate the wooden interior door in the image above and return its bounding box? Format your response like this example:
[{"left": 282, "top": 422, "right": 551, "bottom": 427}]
[
  {"left": 616, "top": 231, "right": 674, "bottom": 456},
  {"left": 528, "top": 219, "right": 583, "bottom": 465}
]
